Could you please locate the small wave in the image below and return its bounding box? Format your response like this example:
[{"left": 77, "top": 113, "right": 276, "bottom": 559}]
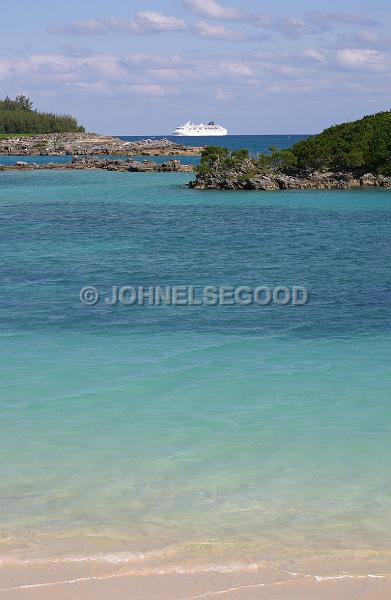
[
  {"left": 0, "top": 551, "right": 145, "bottom": 566},
  {"left": 0, "top": 553, "right": 260, "bottom": 573}
]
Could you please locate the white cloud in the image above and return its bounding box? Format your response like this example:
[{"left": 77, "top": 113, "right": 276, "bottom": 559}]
[
  {"left": 182, "top": 0, "right": 247, "bottom": 21},
  {"left": 128, "top": 12, "right": 188, "bottom": 34},
  {"left": 354, "top": 30, "right": 387, "bottom": 44},
  {"left": 221, "top": 62, "right": 253, "bottom": 76},
  {"left": 302, "top": 48, "right": 327, "bottom": 63},
  {"left": 253, "top": 10, "right": 380, "bottom": 39},
  {"left": 336, "top": 29, "right": 391, "bottom": 50},
  {"left": 0, "top": 52, "right": 254, "bottom": 93},
  {"left": 253, "top": 15, "right": 319, "bottom": 38},
  {"left": 275, "top": 17, "right": 309, "bottom": 38},
  {"left": 215, "top": 88, "right": 235, "bottom": 101},
  {"left": 1, "top": 44, "right": 389, "bottom": 107},
  {"left": 121, "top": 53, "right": 184, "bottom": 67},
  {"left": 119, "top": 84, "right": 173, "bottom": 97},
  {"left": 49, "top": 13, "right": 251, "bottom": 43},
  {"left": 48, "top": 20, "right": 109, "bottom": 35},
  {"left": 193, "top": 21, "right": 250, "bottom": 41},
  {"left": 307, "top": 11, "right": 379, "bottom": 28},
  {"left": 336, "top": 48, "right": 384, "bottom": 69},
  {"left": 48, "top": 12, "right": 188, "bottom": 36}
]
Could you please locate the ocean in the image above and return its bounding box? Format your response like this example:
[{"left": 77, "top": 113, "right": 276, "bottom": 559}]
[{"left": 0, "top": 136, "right": 390, "bottom": 581}]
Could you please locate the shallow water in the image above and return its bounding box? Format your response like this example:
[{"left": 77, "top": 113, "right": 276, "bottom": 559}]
[{"left": 0, "top": 166, "right": 390, "bottom": 573}]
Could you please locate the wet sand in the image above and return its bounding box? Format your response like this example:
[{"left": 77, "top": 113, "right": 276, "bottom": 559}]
[
  {"left": 1, "top": 569, "right": 391, "bottom": 600},
  {"left": 1, "top": 560, "right": 391, "bottom": 600}
]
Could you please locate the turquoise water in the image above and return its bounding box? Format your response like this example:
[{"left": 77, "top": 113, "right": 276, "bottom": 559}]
[{"left": 0, "top": 166, "right": 390, "bottom": 571}]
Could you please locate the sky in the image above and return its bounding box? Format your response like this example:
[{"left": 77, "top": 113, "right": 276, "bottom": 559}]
[{"left": 1, "top": 0, "right": 390, "bottom": 134}]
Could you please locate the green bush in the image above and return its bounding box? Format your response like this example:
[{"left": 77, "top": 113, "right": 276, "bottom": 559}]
[
  {"left": 291, "top": 111, "right": 391, "bottom": 173},
  {"left": 198, "top": 111, "right": 391, "bottom": 177}
]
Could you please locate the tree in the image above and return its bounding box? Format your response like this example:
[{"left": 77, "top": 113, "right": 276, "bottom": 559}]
[
  {"left": 15, "top": 95, "right": 34, "bottom": 111},
  {"left": 0, "top": 95, "right": 85, "bottom": 134},
  {"left": 290, "top": 110, "right": 391, "bottom": 173}
]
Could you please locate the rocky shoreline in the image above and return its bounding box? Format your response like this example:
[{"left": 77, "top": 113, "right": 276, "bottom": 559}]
[
  {"left": 0, "top": 133, "right": 203, "bottom": 157},
  {"left": 189, "top": 171, "right": 391, "bottom": 190},
  {"left": 0, "top": 156, "right": 195, "bottom": 173}
]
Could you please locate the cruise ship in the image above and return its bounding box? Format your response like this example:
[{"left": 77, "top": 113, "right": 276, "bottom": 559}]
[{"left": 172, "top": 121, "right": 228, "bottom": 136}]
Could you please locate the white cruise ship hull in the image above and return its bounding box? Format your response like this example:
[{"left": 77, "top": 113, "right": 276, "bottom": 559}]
[
  {"left": 172, "top": 121, "right": 228, "bottom": 136},
  {"left": 173, "top": 129, "right": 228, "bottom": 136}
]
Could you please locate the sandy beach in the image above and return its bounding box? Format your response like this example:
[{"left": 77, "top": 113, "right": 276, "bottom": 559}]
[
  {"left": 1, "top": 567, "right": 391, "bottom": 600},
  {"left": 2, "top": 547, "right": 391, "bottom": 600}
]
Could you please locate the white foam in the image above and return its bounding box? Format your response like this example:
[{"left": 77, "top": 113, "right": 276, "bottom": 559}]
[
  {"left": 0, "top": 572, "right": 121, "bottom": 593},
  {"left": 285, "top": 570, "right": 386, "bottom": 582},
  {"left": 0, "top": 551, "right": 146, "bottom": 566},
  {"left": 313, "top": 573, "right": 384, "bottom": 582}
]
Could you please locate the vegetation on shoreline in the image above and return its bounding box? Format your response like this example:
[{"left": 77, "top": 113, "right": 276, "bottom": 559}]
[
  {"left": 197, "top": 110, "right": 391, "bottom": 177},
  {"left": 0, "top": 96, "right": 85, "bottom": 134}
]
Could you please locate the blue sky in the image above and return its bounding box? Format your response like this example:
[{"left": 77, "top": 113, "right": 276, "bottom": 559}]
[{"left": 1, "top": 0, "right": 390, "bottom": 134}]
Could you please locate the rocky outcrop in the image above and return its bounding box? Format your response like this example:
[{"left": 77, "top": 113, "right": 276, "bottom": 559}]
[
  {"left": 0, "top": 157, "right": 194, "bottom": 173},
  {"left": 122, "top": 138, "right": 202, "bottom": 157},
  {"left": 189, "top": 171, "right": 391, "bottom": 190},
  {"left": 71, "top": 157, "right": 194, "bottom": 172},
  {"left": 0, "top": 133, "right": 203, "bottom": 157}
]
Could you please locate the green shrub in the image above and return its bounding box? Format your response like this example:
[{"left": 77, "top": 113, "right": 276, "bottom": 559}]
[{"left": 291, "top": 111, "right": 391, "bottom": 173}]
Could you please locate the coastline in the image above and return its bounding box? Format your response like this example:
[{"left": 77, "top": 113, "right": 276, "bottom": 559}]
[
  {"left": 1, "top": 133, "right": 390, "bottom": 189},
  {"left": 3, "top": 132, "right": 389, "bottom": 190},
  {"left": 2, "top": 573, "right": 391, "bottom": 600},
  {"left": 0, "top": 157, "right": 195, "bottom": 173},
  {"left": 0, "top": 133, "right": 203, "bottom": 157},
  {"left": 2, "top": 524, "right": 391, "bottom": 600},
  {"left": 189, "top": 171, "right": 391, "bottom": 190},
  {"left": 2, "top": 157, "right": 390, "bottom": 190},
  {"left": 2, "top": 554, "right": 391, "bottom": 600}
]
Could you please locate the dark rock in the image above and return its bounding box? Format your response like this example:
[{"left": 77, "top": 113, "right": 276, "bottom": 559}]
[
  {"left": 0, "top": 155, "right": 195, "bottom": 173},
  {"left": 190, "top": 169, "right": 391, "bottom": 191}
]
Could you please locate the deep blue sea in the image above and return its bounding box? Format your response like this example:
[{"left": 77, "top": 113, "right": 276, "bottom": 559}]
[
  {"left": 120, "top": 134, "right": 309, "bottom": 154},
  {"left": 0, "top": 135, "right": 390, "bottom": 577}
]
